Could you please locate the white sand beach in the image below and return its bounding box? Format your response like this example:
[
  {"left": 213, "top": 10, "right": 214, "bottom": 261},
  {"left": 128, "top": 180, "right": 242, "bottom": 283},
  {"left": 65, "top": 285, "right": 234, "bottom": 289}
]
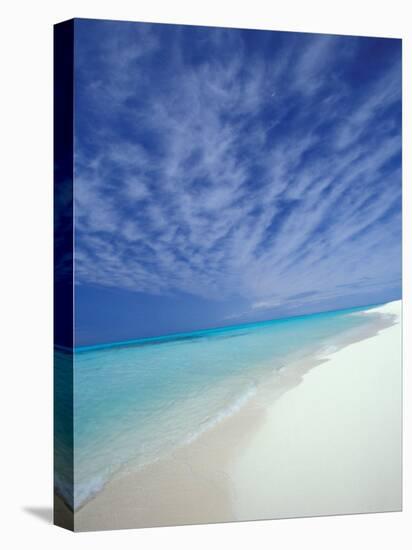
[
  {"left": 232, "top": 300, "right": 402, "bottom": 520},
  {"left": 74, "top": 301, "right": 402, "bottom": 531}
]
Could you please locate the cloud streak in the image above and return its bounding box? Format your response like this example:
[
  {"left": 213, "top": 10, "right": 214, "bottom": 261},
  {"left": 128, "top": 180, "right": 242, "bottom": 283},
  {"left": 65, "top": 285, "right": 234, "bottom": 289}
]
[{"left": 74, "top": 22, "right": 401, "bottom": 321}]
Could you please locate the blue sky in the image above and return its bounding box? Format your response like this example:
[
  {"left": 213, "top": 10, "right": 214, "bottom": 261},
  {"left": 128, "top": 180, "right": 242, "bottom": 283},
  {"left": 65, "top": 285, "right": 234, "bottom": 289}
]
[{"left": 73, "top": 19, "right": 401, "bottom": 345}]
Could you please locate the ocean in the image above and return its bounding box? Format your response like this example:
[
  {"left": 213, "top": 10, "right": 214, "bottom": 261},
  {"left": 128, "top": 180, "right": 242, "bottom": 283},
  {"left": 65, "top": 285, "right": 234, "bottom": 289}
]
[{"left": 54, "top": 304, "right": 386, "bottom": 510}]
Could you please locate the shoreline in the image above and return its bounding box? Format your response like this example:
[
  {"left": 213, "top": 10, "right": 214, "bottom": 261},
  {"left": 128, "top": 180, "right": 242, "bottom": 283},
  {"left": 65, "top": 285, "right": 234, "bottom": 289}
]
[
  {"left": 73, "top": 301, "right": 401, "bottom": 531},
  {"left": 233, "top": 300, "right": 402, "bottom": 520}
]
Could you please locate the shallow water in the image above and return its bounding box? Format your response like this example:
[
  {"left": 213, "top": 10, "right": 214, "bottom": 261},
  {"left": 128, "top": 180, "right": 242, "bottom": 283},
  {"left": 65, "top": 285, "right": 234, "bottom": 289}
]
[{"left": 54, "top": 304, "right": 384, "bottom": 509}]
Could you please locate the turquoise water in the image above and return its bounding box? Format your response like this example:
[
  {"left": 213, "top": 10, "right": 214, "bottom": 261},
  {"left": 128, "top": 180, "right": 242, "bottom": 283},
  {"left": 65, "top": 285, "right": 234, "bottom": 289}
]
[{"left": 55, "top": 305, "right": 383, "bottom": 509}]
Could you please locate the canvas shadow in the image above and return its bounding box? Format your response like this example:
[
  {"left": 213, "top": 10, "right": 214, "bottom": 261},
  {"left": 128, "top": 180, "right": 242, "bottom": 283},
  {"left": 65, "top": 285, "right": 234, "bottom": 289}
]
[{"left": 23, "top": 506, "right": 53, "bottom": 524}]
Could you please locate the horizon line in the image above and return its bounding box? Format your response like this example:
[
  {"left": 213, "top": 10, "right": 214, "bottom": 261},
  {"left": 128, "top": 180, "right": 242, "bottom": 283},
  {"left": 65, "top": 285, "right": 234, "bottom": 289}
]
[{"left": 60, "top": 298, "right": 400, "bottom": 354}]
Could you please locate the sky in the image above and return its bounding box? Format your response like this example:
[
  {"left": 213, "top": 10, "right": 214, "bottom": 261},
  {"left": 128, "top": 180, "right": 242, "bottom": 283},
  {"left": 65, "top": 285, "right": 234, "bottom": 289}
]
[{"left": 73, "top": 19, "right": 402, "bottom": 345}]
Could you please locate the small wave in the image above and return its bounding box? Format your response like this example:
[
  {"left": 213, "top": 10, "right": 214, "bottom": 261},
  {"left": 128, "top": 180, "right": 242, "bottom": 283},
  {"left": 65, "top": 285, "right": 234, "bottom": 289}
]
[
  {"left": 321, "top": 344, "right": 339, "bottom": 356},
  {"left": 183, "top": 385, "right": 257, "bottom": 446},
  {"left": 74, "top": 473, "right": 108, "bottom": 510},
  {"left": 54, "top": 473, "right": 74, "bottom": 510},
  {"left": 56, "top": 470, "right": 109, "bottom": 511}
]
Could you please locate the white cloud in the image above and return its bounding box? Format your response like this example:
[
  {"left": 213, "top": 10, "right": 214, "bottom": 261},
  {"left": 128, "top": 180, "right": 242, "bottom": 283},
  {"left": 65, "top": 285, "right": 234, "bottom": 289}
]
[{"left": 74, "top": 26, "right": 401, "bottom": 313}]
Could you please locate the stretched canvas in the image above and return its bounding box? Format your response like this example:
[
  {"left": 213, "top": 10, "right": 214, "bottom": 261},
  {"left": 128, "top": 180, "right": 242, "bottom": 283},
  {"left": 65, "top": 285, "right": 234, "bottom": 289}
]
[{"left": 54, "top": 18, "right": 402, "bottom": 532}]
